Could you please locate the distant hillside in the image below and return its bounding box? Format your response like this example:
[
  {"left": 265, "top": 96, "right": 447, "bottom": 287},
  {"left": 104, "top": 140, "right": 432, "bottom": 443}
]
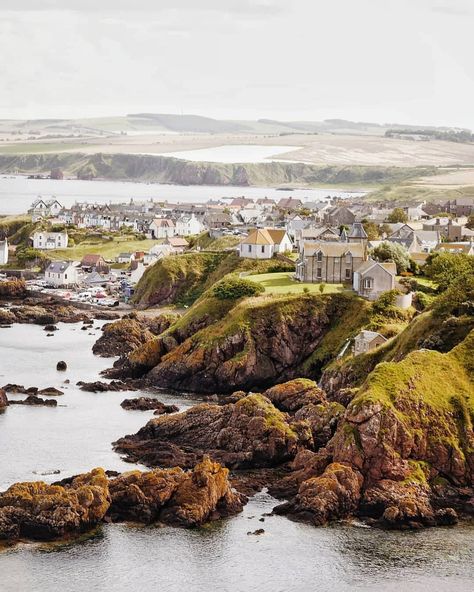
[{"left": 0, "top": 152, "right": 436, "bottom": 187}]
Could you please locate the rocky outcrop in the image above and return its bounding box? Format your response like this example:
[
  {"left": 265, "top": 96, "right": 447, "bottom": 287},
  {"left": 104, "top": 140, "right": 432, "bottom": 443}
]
[
  {"left": 114, "top": 393, "right": 303, "bottom": 470},
  {"left": 0, "top": 279, "right": 27, "bottom": 299},
  {"left": 109, "top": 457, "right": 244, "bottom": 527},
  {"left": 273, "top": 333, "right": 474, "bottom": 528},
  {"left": 120, "top": 397, "right": 179, "bottom": 413},
  {"left": 92, "top": 314, "right": 177, "bottom": 357},
  {"left": 275, "top": 463, "right": 363, "bottom": 525},
  {"left": 0, "top": 460, "right": 244, "bottom": 542},
  {"left": 0, "top": 468, "right": 110, "bottom": 541}
]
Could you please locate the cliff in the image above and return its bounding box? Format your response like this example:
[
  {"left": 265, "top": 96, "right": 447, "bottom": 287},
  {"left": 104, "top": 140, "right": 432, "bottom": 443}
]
[
  {"left": 113, "top": 292, "right": 370, "bottom": 393},
  {"left": 0, "top": 152, "right": 436, "bottom": 187},
  {"left": 132, "top": 252, "right": 293, "bottom": 308}
]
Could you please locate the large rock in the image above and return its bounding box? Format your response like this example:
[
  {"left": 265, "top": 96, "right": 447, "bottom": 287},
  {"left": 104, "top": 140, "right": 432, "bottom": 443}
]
[
  {"left": 0, "top": 468, "right": 110, "bottom": 541},
  {"left": 114, "top": 393, "right": 303, "bottom": 470},
  {"left": 275, "top": 462, "right": 363, "bottom": 525},
  {"left": 109, "top": 457, "right": 244, "bottom": 526},
  {"left": 92, "top": 314, "right": 177, "bottom": 358}
]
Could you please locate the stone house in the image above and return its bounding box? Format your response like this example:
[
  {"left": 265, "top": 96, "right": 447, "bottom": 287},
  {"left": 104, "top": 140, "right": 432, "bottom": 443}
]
[
  {"left": 353, "top": 330, "right": 388, "bottom": 355},
  {"left": 296, "top": 241, "right": 366, "bottom": 283},
  {"left": 324, "top": 206, "right": 356, "bottom": 227},
  {"left": 353, "top": 260, "right": 396, "bottom": 300}
]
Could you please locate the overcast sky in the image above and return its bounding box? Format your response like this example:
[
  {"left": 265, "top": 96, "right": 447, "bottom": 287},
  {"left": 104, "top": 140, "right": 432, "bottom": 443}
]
[{"left": 1, "top": 0, "right": 474, "bottom": 128}]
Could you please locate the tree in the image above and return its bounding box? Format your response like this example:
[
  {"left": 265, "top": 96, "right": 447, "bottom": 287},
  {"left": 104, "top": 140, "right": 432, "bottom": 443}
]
[
  {"left": 361, "top": 221, "right": 380, "bottom": 241},
  {"left": 371, "top": 241, "right": 410, "bottom": 273},
  {"left": 425, "top": 252, "right": 474, "bottom": 291},
  {"left": 466, "top": 214, "right": 474, "bottom": 230},
  {"left": 387, "top": 208, "right": 408, "bottom": 223}
]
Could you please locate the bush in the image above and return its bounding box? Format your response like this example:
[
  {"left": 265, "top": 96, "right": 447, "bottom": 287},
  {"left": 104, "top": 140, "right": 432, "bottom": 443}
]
[
  {"left": 212, "top": 278, "right": 265, "bottom": 300},
  {"left": 431, "top": 275, "right": 474, "bottom": 318},
  {"left": 371, "top": 241, "right": 410, "bottom": 273},
  {"left": 414, "top": 291, "right": 432, "bottom": 311}
]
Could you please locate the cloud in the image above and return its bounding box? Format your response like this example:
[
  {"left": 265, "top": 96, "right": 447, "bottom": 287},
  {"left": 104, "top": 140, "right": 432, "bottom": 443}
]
[
  {"left": 432, "top": 2, "right": 471, "bottom": 16},
  {"left": 1, "top": 0, "right": 285, "bottom": 15}
]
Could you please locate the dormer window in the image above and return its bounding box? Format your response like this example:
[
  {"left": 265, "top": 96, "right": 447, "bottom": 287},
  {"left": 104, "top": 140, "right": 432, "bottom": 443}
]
[
  {"left": 345, "top": 252, "right": 352, "bottom": 264},
  {"left": 316, "top": 251, "right": 323, "bottom": 262}
]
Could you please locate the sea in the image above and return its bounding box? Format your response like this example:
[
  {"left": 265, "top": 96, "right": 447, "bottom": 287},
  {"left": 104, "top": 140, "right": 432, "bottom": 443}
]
[{"left": 0, "top": 175, "right": 366, "bottom": 216}]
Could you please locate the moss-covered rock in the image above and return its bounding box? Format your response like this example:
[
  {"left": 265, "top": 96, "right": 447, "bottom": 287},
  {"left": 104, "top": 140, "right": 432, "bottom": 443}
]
[{"left": 0, "top": 468, "right": 110, "bottom": 541}]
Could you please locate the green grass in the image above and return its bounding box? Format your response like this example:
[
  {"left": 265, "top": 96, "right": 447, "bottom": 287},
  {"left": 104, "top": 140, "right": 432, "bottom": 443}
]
[
  {"left": 244, "top": 272, "right": 348, "bottom": 295},
  {"left": 0, "top": 142, "right": 85, "bottom": 154},
  {"left": 49, "top": 237, "right": 160, "bottom": 261}
]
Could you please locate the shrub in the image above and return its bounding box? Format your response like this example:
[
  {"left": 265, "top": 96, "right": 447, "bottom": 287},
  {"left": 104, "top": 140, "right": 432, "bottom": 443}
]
[
  {"left": 319, "top": 283, "right": 326, "bottom": 294},
  {"left": 414, "top": 291, "right": 431, "bottom": 311},
  {"left": 212, "top": 278, "right": 265, "bottom": 300},
  {"left": 371, "top": 241, "right": 410, "bottom": 273},
  {"left": 372, "top": 289, "right": 398, "bottom": 313}
]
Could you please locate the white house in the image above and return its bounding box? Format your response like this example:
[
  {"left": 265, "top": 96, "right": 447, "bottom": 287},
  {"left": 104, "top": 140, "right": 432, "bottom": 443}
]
[
  {"left": 239, "top": 228, "right": 293, "bottom": 259},
  {"left": 32, "top": 231, "right": 68, "bottom": 250},
  {"left": 149, "top": 218, "right": 176, "bottom": 239},
  {"left": 44, "top": 261, "right": 79, "bottom": 287},
  {"left": 175, "top": 214, "right": 205, "bottom": 237},
  {"left": 0, "top": 237, "right": 8, "bottom": 265},
  {"left": 28, "top": 198, "right": 63, "bottom": 222}
]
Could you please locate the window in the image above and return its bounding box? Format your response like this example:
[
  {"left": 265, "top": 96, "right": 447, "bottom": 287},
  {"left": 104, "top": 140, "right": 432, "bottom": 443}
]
[
  {"left": 261, "top": 245, "right": 265, "bottom": 253},
  {"left": 363, "top": 277, "right": 374, "bottom": 289},
  {"left": 345, "top": 268, "right": 351, "bottom": 279},
  {"left": 316, "top": 267, "right": 322, "bottom": 278},
  {"left": 316, "top": 251, "right": 323, "bottom": 262},
  {"left": 345, "top": 252, "right": 351, "bottom": 264},
  {"left": 248, "top": 245, "right": 252, "bottom": 252}
]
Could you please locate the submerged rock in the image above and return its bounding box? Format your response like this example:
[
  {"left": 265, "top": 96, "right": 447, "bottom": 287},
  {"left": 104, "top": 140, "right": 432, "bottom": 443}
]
[
  {"left": 120, "top": 397, "right": 179, "bottom": 413},
  {"left": 9, "top": 395, "right": 57, "bottom": 407},
  {"left": 77, "top": 380, "right": 135, "bottom": 393}
]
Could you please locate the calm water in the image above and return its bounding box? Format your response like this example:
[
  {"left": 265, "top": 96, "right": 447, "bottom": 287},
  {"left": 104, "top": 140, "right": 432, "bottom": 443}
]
[
  {"left": 0, "top": 175, "right": 366, "bottom": 215},
  {"left": 0, "top": 323, "right": 473, "bottom": 592},
  {"left": 161, "top": 144, "right": 301, "bottom": 163}
]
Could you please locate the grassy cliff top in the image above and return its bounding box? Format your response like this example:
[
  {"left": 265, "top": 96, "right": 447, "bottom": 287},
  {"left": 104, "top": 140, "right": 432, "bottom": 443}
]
[{"left": 352, "top": 330, "right": 474, "bottom": 415}]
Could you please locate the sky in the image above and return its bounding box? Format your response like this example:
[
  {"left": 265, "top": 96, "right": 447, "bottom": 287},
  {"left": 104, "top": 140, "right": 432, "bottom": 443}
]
[{"left": 1, "top": 0, "right": 474, "bottom": 128}]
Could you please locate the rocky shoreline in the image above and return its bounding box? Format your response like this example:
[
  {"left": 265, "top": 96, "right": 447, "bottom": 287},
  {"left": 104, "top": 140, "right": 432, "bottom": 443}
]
[{"left": 1, "top": 296, "right": 473, "bottom": 545}]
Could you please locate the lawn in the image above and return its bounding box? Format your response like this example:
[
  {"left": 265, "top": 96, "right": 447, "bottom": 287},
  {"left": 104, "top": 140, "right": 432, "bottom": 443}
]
[
  {"left": 244, "top": 272, "right": 348, "bottom": 295},
  {"left": 49, "top": 237, "right": 161, "bottom": 262}
]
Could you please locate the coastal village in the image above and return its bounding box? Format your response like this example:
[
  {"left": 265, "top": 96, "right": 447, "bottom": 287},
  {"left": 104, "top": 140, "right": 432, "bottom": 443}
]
[{"left": 1, "top": 192, "right": 472, "bottom": 305}]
